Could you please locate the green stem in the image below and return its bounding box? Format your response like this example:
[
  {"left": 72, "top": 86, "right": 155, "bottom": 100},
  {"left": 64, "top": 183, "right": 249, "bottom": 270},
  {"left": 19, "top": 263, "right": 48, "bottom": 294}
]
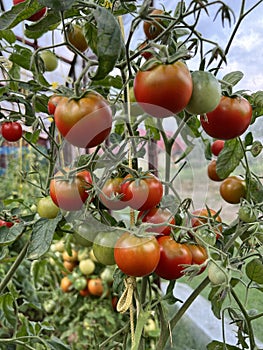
[
  {"left": 0, "top": 241, "right": 30, "bottom": 294},
  {"left": 230, "top": 287, "right": 256, "bottom": 349},
  {"left": 156, "top": 277, "right": 210, "bottom": 348}
]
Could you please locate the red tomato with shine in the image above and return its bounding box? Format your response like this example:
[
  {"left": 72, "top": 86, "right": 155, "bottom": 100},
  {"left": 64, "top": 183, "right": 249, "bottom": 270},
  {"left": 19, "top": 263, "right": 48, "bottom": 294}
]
[
  {"left": 155, "top": 236, "right": 192, "bottom": 280},
  {"left": 13, "top": 0, "right": 47, "bottom": 22},
  {"left": 1, "top": 122, "right": 23, "bottom": 142},
  {"left": 133, "top": 62, "right": 193, "bottom": 118},
  {"left": 207, "top": 160, "right": 224, "bottom": 182},
  {"left": 49, "top": 168, "right": 92, "bottom": 211},
  {"left": 114, "top": 232, "right": 160, "bottom": 277},
  {"left": 54, "top": 92, "right": 112, "bottom": 148},
  {"left": 120, "top": 173, "right": 163, "bottom": 211},
  {"left": 137, "top": 207, "right": 175, "bottom": 236},
  {"left": 201, "top": 96, "right": 252, "bottom": 140}
]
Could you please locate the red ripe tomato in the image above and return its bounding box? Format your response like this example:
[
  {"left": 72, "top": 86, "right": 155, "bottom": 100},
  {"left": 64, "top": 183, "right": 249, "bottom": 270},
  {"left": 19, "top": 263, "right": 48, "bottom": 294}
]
[
  {"left": 1, "top": 122, "right": 23, "bottom": 142},
  {"left": 120, "top": 173, "right": 163, "bottom": 211},
  {"left": 114, "top": 232, "right": 160, "bottom": 277},
  {"left": 54, "top": 92, "right": 112, "bottom": 148},
  {"left": 13, "top": 0, "right": 47, "bottom": 22},
  {"left": 133, "top": 62, "right": 193, "bottom": 118},
  {"left": 137, "top": 207, "right": 175, "bottom": 236},
  {"left": 186, "top": 243, "right": 208, "bottom": 274},
  {"left": 191, "top": 208, "right": 222, "bottom": 239},
  {"left": 154, "top": 236, "right": 192, "bottom": 280},
  {"left": 211, "top": 140, "right": 225, "bottom": 156},
  {"left": 219, "top": 176, "right": 246, "bottom": 204},
  {"left": 49, "top": 168, "right": 92, "bottom": 211},
  {"left": 207, "top": 160, "right": 224, "bottom": 182},
  {"left": 0, "top": 220, "right": 14, "bottom": 228},
  {"left": 200, "top": 96, "right": 252, "bottom": 140},
  {"left": 143, "top": 9, "right": 164, "bottom": 40},
  {"left": 99, "top": 177, "right": 127, "bottom": 211},
  {"left": 48, "top": 95, "right": 62, "bottom": 115}
]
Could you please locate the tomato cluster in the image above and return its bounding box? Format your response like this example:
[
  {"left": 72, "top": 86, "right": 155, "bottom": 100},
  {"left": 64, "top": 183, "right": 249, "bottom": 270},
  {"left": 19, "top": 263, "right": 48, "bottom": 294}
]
[
  {"left": 54, "top": 240, "right": 115, "bottom": 302},
  {"left": 207, "top": 140, "right": 247, "bottom": 204}
]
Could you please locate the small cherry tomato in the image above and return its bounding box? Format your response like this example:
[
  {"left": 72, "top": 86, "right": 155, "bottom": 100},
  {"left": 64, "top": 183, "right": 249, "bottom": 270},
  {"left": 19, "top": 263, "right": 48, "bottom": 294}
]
[
  {"left": 1, "top": 122, "right": 23, "bottom": 142},
  {"left": 190, "top": 208, "right": 222, "bottom": 240},
  {"left": 114, "top": 232, "right": 160, "bottom": 277},
  {"left": 207, "top": 160, "right": 224, "bottom": 182},
  {"left": 220, "top": 176, "right": 246, "bottom": 204},
  {"left": 143, "top": 9, "right": 164, "bottom": 40},
  {"left": 155, "top": 236, "right": 192, "bottom": 280},
  {"left": 211, "top": 140, "right": 225, "bottom": 156}
]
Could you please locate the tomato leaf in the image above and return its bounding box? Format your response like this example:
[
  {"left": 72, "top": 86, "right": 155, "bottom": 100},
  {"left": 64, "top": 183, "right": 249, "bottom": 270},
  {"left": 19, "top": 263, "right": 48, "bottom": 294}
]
[
  {"left": 244, "top": 132, "right": 253, "bottom": 146},
  {"left": 0, "top": 223, "right": 24, "bottom": 246},
  {"left": 46, "top": 337, "right": 71, "bottom": 350},
  {"left": 0, "top": 293, "right": 17, "bottom": 328},
  {"left": 245, "top": 258, "right": 263, "bottom": 284},
  {"left": 38, "top": 0, "right": 74, "bottom": 11},
  {"left": 221, "top": 71, "right": 244, "bottom": 91},
  {"left": 0, "top": 0, "right": 45, "bottom": 30},
  {"left": 216, "top": 139, "right": 243, "bottom": 178},
  {"left": 24, "top": 11, "right": 62, "bottom": 39},
  {"left": 207, "top": 340, "right": 241, "bottom": 349},
  {"left": 0, "top": 29, "right": 16, "bottom": 44},
  {"left": 248, "top": 178, "right": 263, "bottom": 204},
  {"left": 89, "top": 7, "right": 124, "bottom": 80},
  {"left": 27, "top": 215, "right": 62, "bottom": 260},
  {"left": 208, "top": 285, "right": 227, "bottom": 319}
]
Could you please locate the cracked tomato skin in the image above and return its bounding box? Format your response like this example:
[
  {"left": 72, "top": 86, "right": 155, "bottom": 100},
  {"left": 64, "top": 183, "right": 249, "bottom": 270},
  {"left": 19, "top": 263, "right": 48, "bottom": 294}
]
[
  {"left": 54, "top": 92, "right": 112, "bottom": 148},
  {"left": 114, "top": 232, "right": 160, "bottom": 277},
  {"left": 200, "top": 95, "right": 252, "bottom": 140},
  {"left": 50, "top": 168, "right": 92, "bottom": 211},
  {"left": 133, "top": 62, "right": 193, "bottom": 118},
  {"left": 154, "top": 236, "right": 192, "bottom": 280}
]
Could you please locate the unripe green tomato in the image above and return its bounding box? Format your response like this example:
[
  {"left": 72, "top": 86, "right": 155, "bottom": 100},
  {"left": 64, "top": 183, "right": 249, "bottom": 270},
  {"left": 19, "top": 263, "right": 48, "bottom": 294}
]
[
  {"left": 73, "top": 276, "right": 87, "bottom": 291},
  {"left": 208, "top": 261, "right": 228, "bottom": 285},
  {"left": 79, "top": 258, "right": 95, "bottom": 275},
  {"left": 37, "top": 196, "right": 60, "bottom": 219},
  {"left": 39, "top": 50, "right": 58, "bottom": 72},
  {"left": 43, "top": 300, "right": 56, "bottom": 314},
  {"left": 93, "top": 231, "right": 122, "bottom": 266},
  {"left": 185, "top": 71, "right": 221, "bottom": 115}
]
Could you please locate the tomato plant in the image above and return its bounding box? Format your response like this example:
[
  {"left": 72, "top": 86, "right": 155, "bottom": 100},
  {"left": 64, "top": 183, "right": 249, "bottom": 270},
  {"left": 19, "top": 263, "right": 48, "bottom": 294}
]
[
  {"left": 54, "top": 92, "right": 112, "bottom": 148},
  {"left": 13, "top": 0, "right": 47, "bottom": 21},
  {"left": 185, "top": 71, "right": 221, "bottom": 115},
  {"left": 66, "top": 24, "right": 89, "bottom": 52},
  {"left": 143, "top": 9, "right": 164, "bottom": 40},
  {"left": 133, "top": 62, "right": 193, "bottom": 118},
  {"left": 220, "top": 176, "right": 246, "bottom": 204},
  {"left": 211, "top": 139, "right": 225, "bottom": 156},
  {"left": 120, "top": 173, "right": 163, "bottom": 211},
  {"left": 49, "top": 168, "right": 92, "bottom": 211},
  {"left": 114, "top": 232, "right": 160, "bottom": 277},
  {"left": 200, "top": 95, "right": 252, "bottom": 140},
  {"left": 137, "top": 207, "right": 175, "bottom": 236},
  {"left": 99, "top": 177, "right": 127, "bottom": 210},
  {"left": 1, "top": 121, "right": 23, "bottom": 142},
  {"left": 155, "top": 236, "right": 192, "bottom": 280}
]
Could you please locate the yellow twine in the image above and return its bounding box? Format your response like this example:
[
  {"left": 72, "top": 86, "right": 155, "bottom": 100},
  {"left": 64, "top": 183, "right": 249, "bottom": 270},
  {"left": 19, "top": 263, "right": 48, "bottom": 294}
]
[{"left": 116, "top": 276, "right": 136, "bottom": 345}]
